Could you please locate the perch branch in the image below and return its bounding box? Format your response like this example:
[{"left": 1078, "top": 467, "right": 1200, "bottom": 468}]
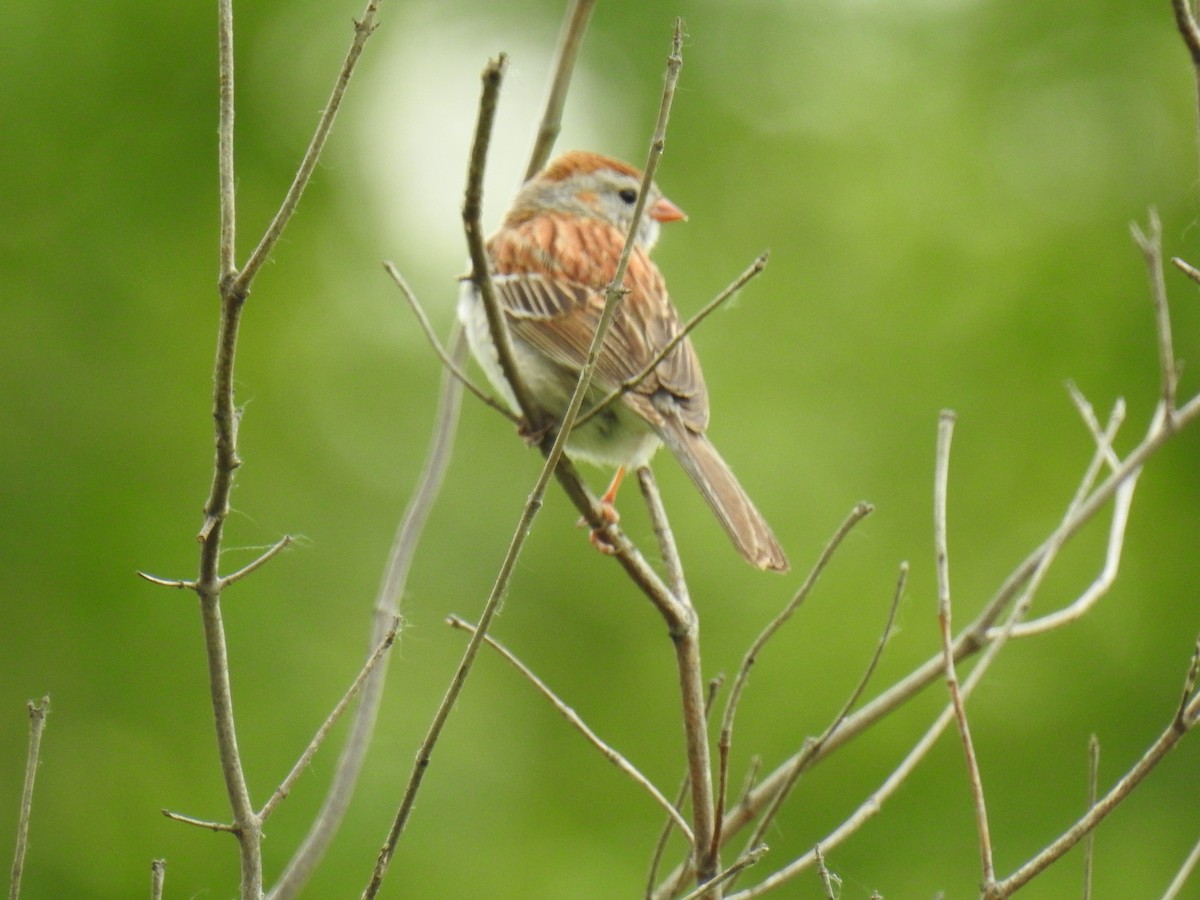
[{"left": 363, "top": 32, "right": 693, "bottom": 888}]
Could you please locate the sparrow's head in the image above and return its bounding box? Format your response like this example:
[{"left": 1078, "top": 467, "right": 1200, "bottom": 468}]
[{"left": 511, "top": 150, "right": 686, "bottom": 249}]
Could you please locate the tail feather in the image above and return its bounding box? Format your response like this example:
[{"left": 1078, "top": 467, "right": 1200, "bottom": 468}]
[{"left": 658, "top": 425, "right": 789, "bottom": 573}]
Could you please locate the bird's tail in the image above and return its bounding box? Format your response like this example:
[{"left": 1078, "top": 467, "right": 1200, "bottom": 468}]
[{"left": 658, "top": 424, "right": 789, "bottom": 572}]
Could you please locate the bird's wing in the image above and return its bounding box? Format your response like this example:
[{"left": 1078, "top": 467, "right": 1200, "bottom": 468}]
[{"left": 485, "top": 213, "right": 708, "bottom": 433}]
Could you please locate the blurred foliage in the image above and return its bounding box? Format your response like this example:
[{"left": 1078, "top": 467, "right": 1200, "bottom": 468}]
[{"left": 2, "top": 0, "right": 1200, "bottom": 897}]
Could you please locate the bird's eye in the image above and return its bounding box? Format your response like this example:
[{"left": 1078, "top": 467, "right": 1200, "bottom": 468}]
[{"left": 618, "top": 188, "right": 638, "bottom": 205}]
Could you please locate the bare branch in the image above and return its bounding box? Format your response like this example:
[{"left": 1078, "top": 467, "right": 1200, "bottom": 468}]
[
  {"left": 235, "top": 1, "right": 383, "bottom": 293},
  {"left": 814, "top": 845, "right": 838, "bottom": 900},
  {"left": 463, "top": 54, "right": 546, "bottom": 431},
  {"left": 1173, "top": 0, "right": 1200, "bottom": 64},
  {"left": 447, "top": 616, "right": 693, "bottom": 842},
  {"left": 525, "top": 0, "right": 600, "bottom": 178},
  {"left": 645, "top": 676, "right": 725, "bottom": 899},
  {"left": 713, "top": 502, "right": 873, "bottom": 858},
  {"left": 935, "top": 411, "right": 995, "bottom": 887},
  {"left": 1162, "top": 831, "right": 1200, "bottom": 900},
  {"left": 217, "top": 0, "right": 235, "bottom": 280},
  {"left": 9, "top": 697, "right": 49, "bottom": 900},
  {"left": 150, "top": 859, "right": 166, "bottom": 900},
  {"left": 721, "top": 559, "right": 905, "bottom": 898},
  {"left": 1131, "top": 210, "right": 1178, "bottom": 416},
  {"left": 991, "top": 691, "right": 1200, "bottom": 896},
  {"left": 636, "top": 467, "right": 689, "bottom": 606},
  {"left": 1171, "top": 254, "right": 1200, "bottom": 285},
  {"left": 161, "top": 809, "right": 237, "bottom": 832},
  {"left": 220, "top": 535, "right": 293, "bottom": 588},
  {"left": 259, "top": 619, "right": 399, "bottom": 822},
  {"left": 383, "top": 261, "right": 516, "bottom": 421},
  {"left": 1082, "top": 735, "right": 1099, "bottom": 900},
  {"left": 136, "top": 571, "right": 195, "bottom": 590}
]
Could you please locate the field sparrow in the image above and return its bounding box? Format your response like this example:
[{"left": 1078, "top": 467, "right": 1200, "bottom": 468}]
[{"left": 458, "top": 150, "right": 789, "bottom": 572}]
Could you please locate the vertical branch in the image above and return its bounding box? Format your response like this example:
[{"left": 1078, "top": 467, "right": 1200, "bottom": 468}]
[
  {"left": 934, "top": 411, "right": 995, "bottom": 888},
  {"left": 236, "top": 3, "right": 381, "bottom": 292},
  {"left": 1082, "top": 735, "right": 1099, "bottom": 900},
  {"left": 9, "top": 697, "right": 49, "bottom": 900},
  {"left": 184, "top": 3, "right": 386, "bottom": 897},
  {"left": 525, "top": 0, "right": 600, "bottom": 178},
  {"left": 1172, "top": 0, "right": 1200, "bottom": 180},
  {"left": 217, "top": 0, "right": 236, "bottom": 281},
  {"left": 150, "top": 860, "right": 166, "bottom": 900},
  {"left": 1130, "top": 210, "right": 1177, "bottom": 417},
  {"left": 464, "top": 55, "right": 546, "bottom": 428}
]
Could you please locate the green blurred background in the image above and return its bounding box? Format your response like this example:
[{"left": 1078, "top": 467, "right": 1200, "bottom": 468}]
[{"left": 3, "top": 1, "right": 1200, "bottom": 897}]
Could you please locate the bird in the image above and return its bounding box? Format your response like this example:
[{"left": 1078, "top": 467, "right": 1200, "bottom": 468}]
[{"left": 457, "top": 150, "right": 789, "bottom": 572}]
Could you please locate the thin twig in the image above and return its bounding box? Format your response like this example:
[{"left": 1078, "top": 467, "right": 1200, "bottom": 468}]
[
  {"left": 721, "top": 560, "right": 905, "bottom": 898},
  {"left": 1131, "top": 210, "right": 1178, "bottom": 417},
  {"left": 1162, "top": 831, "right": 1200, "bottom": 900},
  {"left": 1178, "top": 636, "right": 1200, "bottom": 727},
  {"left": 447, "top": 616, "right": 694, "bottom": 842},
  {"left": 136, "top": 571, "right": 195, "bottom": 589},
  {"left": 991, "top": 691, "right": 1200, "bottom": 896},
  {"left": 525, "top": 0, "right": 600, "bottom": 178},
  {"left": 935, "top": 411, "right": 995, "bottom": 887},
  {"left": 9, "top": 697, "right": 49, "bottom": 900},
  {"left": 269, "top": 328, "right": 468, "bottom": 900},
  {"left": 1172, "top": 0, "right": 1200, "bottom": 179},
  {"left": 217, "top": 0, "right": 235, "bottom": 281},
  {"left": 383, "top": 261, "right": 516, "bottom": 421},
  {"left": 1173, "top": 0, "right": 1200, "bottom": 64},
  {"left": 161, "top": 809, "right": 237, "bottom": 832},
  {"left": 1082, "top": 735, "right": 1099, "bottom": 900},
  {"left": 713, "top": 503, "right": 873, "bottom": 860},
  {"left": 1171, "top": 255, "right": 1200, "bottom": 285},
  {"left": 464, "top": 54, "right": 545, "bottom": 430},
  {"left": 260, "top": 619, "right": 399, "bottom": 821},
  {"left": 814, "top": 845, "right": 838, "bottom": 900},
  {"left": 637, "top": 467, "right": 689, "bottom": 606},
  {"left": 150, "top": 859, "right": 166, "bottom": 900},
  {"left": 234, "top": 1, "right": 383, "bottom": 293},
  {"left": 575, "top": 253, "right": 770, "bottom": 428},
  {"left": 220, "top": 535, "right": 293, "bottom": 588}
]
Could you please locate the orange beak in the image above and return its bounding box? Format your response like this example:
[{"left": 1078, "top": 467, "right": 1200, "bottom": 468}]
[{"left": 649, "top": 196, "right": 687, "bottom": 223}]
